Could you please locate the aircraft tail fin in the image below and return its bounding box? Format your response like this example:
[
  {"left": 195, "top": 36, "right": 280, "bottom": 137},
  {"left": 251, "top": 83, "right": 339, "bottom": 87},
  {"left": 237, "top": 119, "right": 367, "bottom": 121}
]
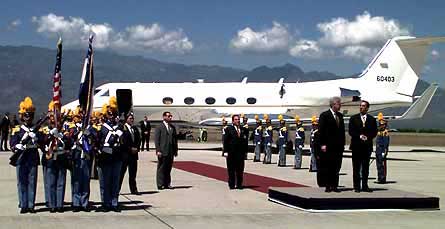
[{"left": 359, "top": 36, "right": 445, "bottom": 96}]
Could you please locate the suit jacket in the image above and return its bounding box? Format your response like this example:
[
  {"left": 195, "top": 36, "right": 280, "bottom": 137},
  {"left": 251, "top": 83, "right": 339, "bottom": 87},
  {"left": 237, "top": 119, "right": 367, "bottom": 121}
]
[
  {"left": 154, "top": 123, "right": 178, "bottom": 157},
  {"left": 224, "top": 125, "right": 247, "bottom": 156},
  {"left": 318, "top": 109, "right": 345, "bottom": 152},
  {"left": 139, "top": 120, "right": 151, "bottom": 135},
  {"left": 121, "top": 124, "right": 141, "bottom": 160},
  {"left": 348, "top": 113, "right": 377, "bottom": 153},
  {"left": 0, "top": 116, "right": 10, "bottom": 133}
]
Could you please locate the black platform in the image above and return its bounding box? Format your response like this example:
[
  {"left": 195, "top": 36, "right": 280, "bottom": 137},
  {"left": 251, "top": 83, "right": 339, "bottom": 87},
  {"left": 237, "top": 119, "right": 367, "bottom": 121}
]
[{"left": 268, "top": 187, "right": 440, "bottom": 211}]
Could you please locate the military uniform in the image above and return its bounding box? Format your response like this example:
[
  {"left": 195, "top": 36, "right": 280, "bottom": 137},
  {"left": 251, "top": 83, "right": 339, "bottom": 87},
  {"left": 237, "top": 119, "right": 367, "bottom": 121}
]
[
  {"left": 309, "top": 118, "right": 319, "bottom": 172},
  {"left": 98, "top": 117, "right": 123, "bottom": 212},
  {"left": 263, "top": 119, "right": 273, "bottom": 164},
  {"left": 241, "top": 116, "right": 249, "bottom": 160},
  {"left": 277, "top": 119, "right": 288, "bottom": 167},
  {"left": 294, "top": 121, "right": 305, "bottom": 169},
  {"left": 253, "top": 119, "right": 263, "bottom": 162},
  {"left": 42, "top": 124, "right": 69, "bottom": 212},
  {"left": 9, "top": 97, "right": 41, "bottom": 214},
  {"left": 375, "top": 118, "right": 390, "bottom": 184}
]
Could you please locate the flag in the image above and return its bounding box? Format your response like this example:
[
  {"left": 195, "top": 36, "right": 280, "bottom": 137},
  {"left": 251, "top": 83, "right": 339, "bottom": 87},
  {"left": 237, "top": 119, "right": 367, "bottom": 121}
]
[
  {"left": 52, "top": 37, "right": 63, "bottom": 127},
  {"left": 79, "top": 35, "right": 94, "bottom": 130}
]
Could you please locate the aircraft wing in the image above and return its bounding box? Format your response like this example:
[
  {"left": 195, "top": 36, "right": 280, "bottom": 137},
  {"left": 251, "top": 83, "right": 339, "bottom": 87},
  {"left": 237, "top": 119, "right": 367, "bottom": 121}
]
[{"left": 396, "top": 83, "right": 438, "bottom": 120}]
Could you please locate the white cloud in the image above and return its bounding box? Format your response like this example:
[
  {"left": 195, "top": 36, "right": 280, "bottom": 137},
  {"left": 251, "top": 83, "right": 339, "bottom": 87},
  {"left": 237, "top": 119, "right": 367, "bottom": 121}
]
[
  {"left": 342, "top": 45, "right": 379, "bottom": 62},
  {"left": 230, "top": 22, "right": 291, "bottom": 53},
  {"left": 317, "top": 11, "right": 410, "bottom": 47},
  {"left": 32, "top": 13, "right": 193, "bottom": 54},
  {"left": 289, "top": 39, "right": 323, "bottom": 58},
  {"left": 7, "top": 19, "right": 22, "bottom": 30}
]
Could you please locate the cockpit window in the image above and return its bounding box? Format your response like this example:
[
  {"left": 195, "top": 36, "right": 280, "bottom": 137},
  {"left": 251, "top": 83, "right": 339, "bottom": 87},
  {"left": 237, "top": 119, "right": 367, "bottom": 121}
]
[{"left": 94, "top": 89, "right": 109, "bottom": 96}]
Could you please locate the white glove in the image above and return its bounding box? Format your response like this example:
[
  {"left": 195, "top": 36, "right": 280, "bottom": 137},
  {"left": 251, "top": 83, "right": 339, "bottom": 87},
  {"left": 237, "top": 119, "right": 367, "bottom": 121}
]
[
  {"left": 15, "top": 144, "right": 25, "bottom": 151},
  {"left": 115, "top": 130, "right": 123, "bottom": 137},
  {"left": 50, "top": 128, "right": 59, "bottom": 136},
  {"left": 29, "top": 132, "right": 37, "bottom": 140},
  {"left": 299, "top": 145, "right": 303, "bottom": 149}
]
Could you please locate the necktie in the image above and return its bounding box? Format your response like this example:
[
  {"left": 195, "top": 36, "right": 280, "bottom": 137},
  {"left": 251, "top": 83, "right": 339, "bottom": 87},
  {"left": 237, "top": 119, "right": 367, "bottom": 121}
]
[
  {"left": 236, "top": 127, "right": 240, "bottom": 137},
  {"left": 361, "top": 115, "right": 366, "bottom": 127}
]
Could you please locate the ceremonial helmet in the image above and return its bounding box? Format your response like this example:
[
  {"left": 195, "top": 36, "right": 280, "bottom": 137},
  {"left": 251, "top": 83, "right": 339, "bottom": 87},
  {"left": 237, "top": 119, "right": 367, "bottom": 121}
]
[
  {"left": 278, "top": 114, "right": 285, "bottom": 125},
  {"left": 311, "top": 115, "right": 318, "bottom": 126},
  {"left": 264, "top": 114, "right": 271, "bottom": 125},
  {"left": 255, "top": 114, "right": 262, "bottom": 125},
  {"left": 18, "top": 97, "right": 36, "bottom": 123}
]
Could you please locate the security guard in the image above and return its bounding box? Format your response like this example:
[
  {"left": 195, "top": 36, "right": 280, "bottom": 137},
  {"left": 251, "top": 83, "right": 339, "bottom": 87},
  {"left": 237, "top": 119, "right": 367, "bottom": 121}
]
[
  {"left": 10, "top": 97, "right": 41, "bottom": 214},
  {"left": 375, "top": 113, "right": 390, "bottom": 184},
  {"left": 253, "top": 115, "right": 263, "bottom": 162},
  {"left": 263, "top": 114, "right": 273, "bottom": 164},
  {"left": 241, "top": 114, "right": 249, "bottom": 160},
  {"left": 42, "top": 100, "right": 69, "bottom": 213},
  {"left": 309, "top": 115, "right": 319, "bottom": 172},
  {"left": 97, "top": 97, "right": 124, "bottom": 212},
  {"left": 277, "top": 115, "right": 288, "bottom": 167},
  {"left": 294, "top": 115, "right": 305, "bottom": 169},
  {"left": 221, "top": 117, "right": 228, "bottom": 157}
]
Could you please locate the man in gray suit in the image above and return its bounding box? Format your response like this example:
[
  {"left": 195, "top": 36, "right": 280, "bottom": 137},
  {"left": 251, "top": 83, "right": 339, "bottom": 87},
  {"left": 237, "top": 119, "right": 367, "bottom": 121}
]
[{"left": 154, "top": 111, "right": 178, "bottom": 190}]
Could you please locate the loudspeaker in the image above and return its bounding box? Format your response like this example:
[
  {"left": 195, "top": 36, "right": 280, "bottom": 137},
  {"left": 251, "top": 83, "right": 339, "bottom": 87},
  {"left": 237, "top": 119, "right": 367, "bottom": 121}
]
[{"left": 116, "top": 89, "right": 133, "bottom": 115}]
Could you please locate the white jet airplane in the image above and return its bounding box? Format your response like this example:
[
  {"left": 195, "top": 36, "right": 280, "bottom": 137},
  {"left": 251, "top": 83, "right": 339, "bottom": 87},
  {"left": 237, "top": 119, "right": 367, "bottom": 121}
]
[{"left": 64, "top": 36, "right": 443, "bottom": 127}]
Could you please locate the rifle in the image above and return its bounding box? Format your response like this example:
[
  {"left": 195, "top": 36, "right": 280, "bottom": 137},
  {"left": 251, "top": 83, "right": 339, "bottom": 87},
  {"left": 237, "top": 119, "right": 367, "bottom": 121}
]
[{"left": 9, "top": 115, "right": 49, "bottom": 166}]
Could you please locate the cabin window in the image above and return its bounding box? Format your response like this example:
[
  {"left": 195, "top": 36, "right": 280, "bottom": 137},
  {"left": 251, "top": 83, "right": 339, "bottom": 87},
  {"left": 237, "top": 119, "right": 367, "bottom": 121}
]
[
  {"left": 226, "top": 97, "right": 236, "bottom": 105},
  {"left": 247, "top": 97, "right": 257, "bottom": 104},
  {"left": 184, "top": 97, "right": 195, "bottom": 105},
  {"left": 205, "top": 97, "right": 216, "bottom": 105},
  {"left": 162, "top": 97, "right": 173, "bottom": 105}
]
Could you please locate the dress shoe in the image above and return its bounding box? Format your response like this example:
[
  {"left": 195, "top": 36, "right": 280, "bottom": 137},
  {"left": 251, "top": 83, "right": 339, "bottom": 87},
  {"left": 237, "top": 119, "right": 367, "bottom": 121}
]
[
  {"left": 325, "top": 187, "right": 332, "bottom": 193},
  {"left": 72, "top": 206, "right": 81, "bottom": 212},
  {"left": 362, "top": 187, "right": 373, "bottom": 192},
  {"left": 158, "top": 186, "right": 164, "bottom": 190},
  {"left": 19, "top": 208, "right": 28, "bottom": 214},
  {"left": 332, "top": 188, "right": 341, "bottom": 193},
  {"left": 28, "top": 208, "right": 36, "bottom": 214},
  {"left": 57, "top": 207, "right": 64, "bottom": 213},
  {"left": 166, "top": 185, "right": 173, "bottom": 189},
  {"left": 112, "top": 206, "right": 121, "bottom": 212},
  {"left": 236, "top": 186, "right": 243, "bottom": 190},
  {"left": 83, "top": 207, "right": 91, "bottom": 212},
  {"left": 354, "top": 189, "right": 361, "bottom": 193},
  {"left": 229, "top": 186, "right": 235, "bottom": 190},
  {"left": 50, "top": 208, "right": 57, "bottom": 213}
]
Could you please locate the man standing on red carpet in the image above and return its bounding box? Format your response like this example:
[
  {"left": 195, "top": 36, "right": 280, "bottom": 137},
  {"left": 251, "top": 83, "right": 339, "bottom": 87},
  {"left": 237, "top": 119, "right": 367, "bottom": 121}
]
[{"left": 224, "top": 114, "right": 247, "bottom": 189}]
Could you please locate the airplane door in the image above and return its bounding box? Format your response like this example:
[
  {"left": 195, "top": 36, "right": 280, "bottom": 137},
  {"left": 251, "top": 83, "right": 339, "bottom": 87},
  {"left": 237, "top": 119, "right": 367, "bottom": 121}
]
[{"left": 116, "top": 89, "right": 133, "bottom": 115}]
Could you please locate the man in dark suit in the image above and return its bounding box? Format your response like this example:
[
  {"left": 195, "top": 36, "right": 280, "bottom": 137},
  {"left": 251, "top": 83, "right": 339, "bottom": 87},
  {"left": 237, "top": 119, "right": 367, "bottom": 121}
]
[
  {"left": 139, "top": 116, "right": 151, "bottom": 151},
  {"left": 0, "top": 112, "right": 11, "bottom": 151},
  {"left": 224, "top": 114, "right": 247, "bottom": 189},
  {"left": 119, "top": 112, "right": 141, "bottom": 194},
  {"left": 348, "top": 100, "right": 377, "bottom": 192},
  {"left": 154, "top": 111, "right": 178, "bottom": 190},
  {"left": 318, "top": 96, "right": 345, "bottom": 192}
]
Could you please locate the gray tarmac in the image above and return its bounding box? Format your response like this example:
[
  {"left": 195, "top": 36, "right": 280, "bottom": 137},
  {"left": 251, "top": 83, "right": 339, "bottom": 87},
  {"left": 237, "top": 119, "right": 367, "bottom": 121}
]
[{"left": 0, "top": 142, "right": 444, "bottom": 229}]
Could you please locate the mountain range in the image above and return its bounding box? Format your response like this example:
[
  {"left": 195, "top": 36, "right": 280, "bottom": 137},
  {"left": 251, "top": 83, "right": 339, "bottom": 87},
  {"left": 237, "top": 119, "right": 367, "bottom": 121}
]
[{"left": 0, "top": 45, "right": 443, "bottom": 128}]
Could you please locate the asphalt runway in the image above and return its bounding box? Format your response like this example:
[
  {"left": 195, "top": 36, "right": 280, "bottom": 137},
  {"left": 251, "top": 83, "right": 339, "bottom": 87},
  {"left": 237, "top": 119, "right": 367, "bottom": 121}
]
[{"left": 0, "top": 142, "right": 444, "bottom": 229}]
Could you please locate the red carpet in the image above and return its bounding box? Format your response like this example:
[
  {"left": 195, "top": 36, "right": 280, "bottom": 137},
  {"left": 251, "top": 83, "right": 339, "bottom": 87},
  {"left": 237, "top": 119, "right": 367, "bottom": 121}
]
[{"left": 173, "top": 161, "right": 307, "bottom": 193}]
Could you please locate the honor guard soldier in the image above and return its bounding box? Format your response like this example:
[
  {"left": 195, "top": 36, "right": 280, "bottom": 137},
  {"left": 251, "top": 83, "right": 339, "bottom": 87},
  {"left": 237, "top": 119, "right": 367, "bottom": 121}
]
[
  {"left": 42, "top": 100, "right": 69, "bottom": 213},
  {"left": 97, "top": 97, "right": 124, "bottom": 212},
  {"left": 253, "top": 115, "right": 263, "bottom": 162},
  {"left": 277, "top": 115, "right": 288, "bottom": 167},
  {"left": 263, "top": 114, "right": 273, "bottom": 164},
  {"left": 375, "top": 113, "right": 390, "bottom": 184},
  {"left": 68, "top": 107, "right": 94, "bottom": 212},
  {"left": 309, "top": 116, "right": 319, "bottom": 172},
  {"left": 294, "top": 115, "right": 305, "bottom": 169},
  {"left": 221, "top": 117, "right": 228, "bottom": 157},
  {"left": 241, "top": 114, "right": 249, "bottom": 160},
  {"left": 10, "top": 97, "right": 42, "bottom": 214}
]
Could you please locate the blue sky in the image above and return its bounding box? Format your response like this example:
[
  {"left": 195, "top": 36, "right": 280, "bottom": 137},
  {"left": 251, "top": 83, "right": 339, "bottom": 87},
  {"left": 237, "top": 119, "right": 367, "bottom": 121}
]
[{"left": 1, "top": 0, "right": 444, "bottom": 85}]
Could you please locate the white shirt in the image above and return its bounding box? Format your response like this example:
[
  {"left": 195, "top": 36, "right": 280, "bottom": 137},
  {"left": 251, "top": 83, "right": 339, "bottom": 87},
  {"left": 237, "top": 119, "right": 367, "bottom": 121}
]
[
  {"left": 330, "top": 108, "right": 337, "bottom": 119},
  {"left": 163, "top": 121, "right": 170, "bottom": 132}
]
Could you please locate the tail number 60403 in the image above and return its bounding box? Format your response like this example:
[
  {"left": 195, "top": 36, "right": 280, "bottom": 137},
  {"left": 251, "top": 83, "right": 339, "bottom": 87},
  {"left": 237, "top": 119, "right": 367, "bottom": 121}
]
[{"left": 377, "top": 76, "right": 395, "bottom": 82}]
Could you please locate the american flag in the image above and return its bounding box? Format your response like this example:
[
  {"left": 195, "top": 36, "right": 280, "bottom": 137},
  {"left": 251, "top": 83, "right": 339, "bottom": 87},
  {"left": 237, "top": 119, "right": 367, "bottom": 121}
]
[
  {"left": 52, "top": 37, "right": 62, "bottom": 127},
  {"left": 79, "top": 35, "right": 94, "bottom": 130}
]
